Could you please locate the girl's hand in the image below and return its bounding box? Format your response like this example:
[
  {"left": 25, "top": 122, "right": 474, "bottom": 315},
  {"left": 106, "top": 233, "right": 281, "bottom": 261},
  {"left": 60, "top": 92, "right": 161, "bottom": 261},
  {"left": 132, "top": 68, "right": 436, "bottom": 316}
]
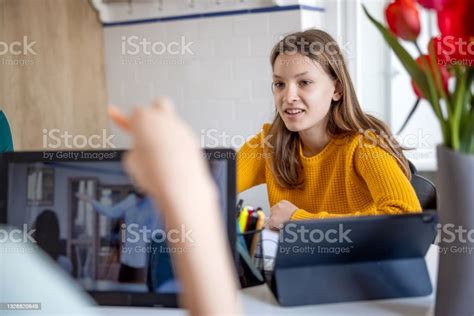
[
  {"left": 269, "top": 200, "right": 298, "bottom": 230},
  {"left": 109, "top": 98, "right": 215, "bottom": 209},
  {"left": 109, "top": 99, "right": 240, "bottom": 316}
]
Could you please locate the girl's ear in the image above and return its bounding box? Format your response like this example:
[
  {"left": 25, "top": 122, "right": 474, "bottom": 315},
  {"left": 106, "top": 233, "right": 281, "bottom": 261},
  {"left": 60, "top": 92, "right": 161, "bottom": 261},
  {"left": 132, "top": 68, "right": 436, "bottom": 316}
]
[{"left": 332, "top": 81, "right": 342, "bottom": 101}]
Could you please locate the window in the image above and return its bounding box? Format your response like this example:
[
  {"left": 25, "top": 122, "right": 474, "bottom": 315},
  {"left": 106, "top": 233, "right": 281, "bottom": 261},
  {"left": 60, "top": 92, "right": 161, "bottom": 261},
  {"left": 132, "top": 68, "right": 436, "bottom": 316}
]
[{"left": 27, "top": 167, "right": 55, "bottom": 206}]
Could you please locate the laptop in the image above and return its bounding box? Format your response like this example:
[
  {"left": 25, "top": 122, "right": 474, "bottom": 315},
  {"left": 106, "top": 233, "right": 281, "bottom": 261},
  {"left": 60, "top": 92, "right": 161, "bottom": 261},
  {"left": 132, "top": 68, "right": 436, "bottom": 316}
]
[
  {"left": 270, "top": 211, "right": 438, "bottom": 306},
  {"left": 0, "top": 149, "right": 236, "bottom": 307}
]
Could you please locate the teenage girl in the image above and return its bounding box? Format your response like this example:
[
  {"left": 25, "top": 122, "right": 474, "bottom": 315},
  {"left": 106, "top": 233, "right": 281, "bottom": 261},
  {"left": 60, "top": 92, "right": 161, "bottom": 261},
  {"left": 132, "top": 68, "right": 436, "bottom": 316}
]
[{"left": 237, "top": 29, "right": 421, "bottom": 230}]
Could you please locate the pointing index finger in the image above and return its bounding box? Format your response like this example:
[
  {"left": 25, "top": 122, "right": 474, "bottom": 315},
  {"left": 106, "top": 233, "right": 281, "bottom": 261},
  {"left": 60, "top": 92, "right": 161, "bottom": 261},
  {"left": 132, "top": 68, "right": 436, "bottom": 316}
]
[{"left": 108, "top": 105, "right": 132, "bottom": 133}]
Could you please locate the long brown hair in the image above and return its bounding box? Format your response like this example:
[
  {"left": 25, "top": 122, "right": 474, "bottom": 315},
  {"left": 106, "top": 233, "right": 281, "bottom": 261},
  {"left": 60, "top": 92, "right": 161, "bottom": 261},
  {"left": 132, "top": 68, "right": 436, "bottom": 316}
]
[{"left": 268, "top": 29, "right": 411, "bottom": 189}]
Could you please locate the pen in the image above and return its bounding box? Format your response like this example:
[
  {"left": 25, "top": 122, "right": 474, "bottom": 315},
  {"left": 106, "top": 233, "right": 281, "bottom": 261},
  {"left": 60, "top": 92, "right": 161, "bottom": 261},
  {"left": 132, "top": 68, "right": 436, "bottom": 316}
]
[
  {"left": 248, "top": 210, "right": 258, "bottom": 231},
  {"left": 236, "top": 199, "right": 243, "bottom": 219},
  {"left": 250, "top": 210, "right": 265, "bottom": 257},
  {"left": 246, "top": 206, "right": 255, "bottom": 230},
  {"left": 245, "top": 210, "right": 259, "bottom": 249}
]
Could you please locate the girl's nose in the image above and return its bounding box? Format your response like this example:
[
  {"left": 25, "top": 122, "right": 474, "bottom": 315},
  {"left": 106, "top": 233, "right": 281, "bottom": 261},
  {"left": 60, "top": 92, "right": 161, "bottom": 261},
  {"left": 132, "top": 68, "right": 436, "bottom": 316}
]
[{"left": 284, "top": 84, "right": 300, "bottom": 104}]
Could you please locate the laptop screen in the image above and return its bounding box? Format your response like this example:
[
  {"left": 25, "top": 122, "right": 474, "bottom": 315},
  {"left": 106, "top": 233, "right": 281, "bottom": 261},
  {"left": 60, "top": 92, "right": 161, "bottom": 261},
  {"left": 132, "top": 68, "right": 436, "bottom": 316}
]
[{"left": 1, "top": 150, "right": 235, "bottom": 297}]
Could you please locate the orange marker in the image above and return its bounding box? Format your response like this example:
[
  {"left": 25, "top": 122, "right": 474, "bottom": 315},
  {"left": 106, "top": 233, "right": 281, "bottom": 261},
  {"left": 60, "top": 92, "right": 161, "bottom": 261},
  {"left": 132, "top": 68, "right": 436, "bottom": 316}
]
[{"left": 108, "top": 106, "right": 131, "bottom": 132}]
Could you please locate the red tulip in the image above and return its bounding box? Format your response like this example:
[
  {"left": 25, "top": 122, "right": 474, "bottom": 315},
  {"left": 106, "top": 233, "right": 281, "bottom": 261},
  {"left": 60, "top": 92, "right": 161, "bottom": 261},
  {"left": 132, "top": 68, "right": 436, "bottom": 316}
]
[
  {"left": 416, "top": 0, "right": 448, "bottom": 11},
  {"left": 437, "top": 0, "right": 474, "bottom": 37},
  {"left": 431, "top": 36, "right": 474, "bottom": 68},
  {"left": 385, "top": 0, "right": 421, "bottom": 41},
  {"left": 411, "top": 54, "right": 451, "bottom": 99}
]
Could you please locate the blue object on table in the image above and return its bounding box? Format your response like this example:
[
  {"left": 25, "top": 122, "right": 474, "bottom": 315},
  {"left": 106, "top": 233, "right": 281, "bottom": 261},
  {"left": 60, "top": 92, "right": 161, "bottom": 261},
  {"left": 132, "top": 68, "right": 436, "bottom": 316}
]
[
  {"left": 0, "top": 111, "right": 14, "bottom": 152},
  {"left": 147, "top": 235, "right": 179, "bottom": 293}
]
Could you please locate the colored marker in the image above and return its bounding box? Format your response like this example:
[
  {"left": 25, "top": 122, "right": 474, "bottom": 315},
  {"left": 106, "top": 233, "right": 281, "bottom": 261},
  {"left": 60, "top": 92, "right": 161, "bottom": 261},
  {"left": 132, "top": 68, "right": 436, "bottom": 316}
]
[
  {"left": 248, "top": 211, "right": 259, "bottom": 231},
  {"left": 250, "top": 210, "right": 266, "bottom": 257},
  {"left": 246, "top": 207, "right": 255, "bottom": 230},
  {"left": 245, "top": 210, "right": 260, "bottom": 249},
  {"left": 239, "top": 207, "right": 249, "bottom": 233}
]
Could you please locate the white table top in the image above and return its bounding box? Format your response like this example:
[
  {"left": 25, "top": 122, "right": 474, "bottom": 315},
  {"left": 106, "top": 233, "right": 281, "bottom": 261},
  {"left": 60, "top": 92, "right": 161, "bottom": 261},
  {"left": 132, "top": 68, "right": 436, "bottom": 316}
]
[{"left": 98, "top": 246, "right": 439, "bottom": 316}]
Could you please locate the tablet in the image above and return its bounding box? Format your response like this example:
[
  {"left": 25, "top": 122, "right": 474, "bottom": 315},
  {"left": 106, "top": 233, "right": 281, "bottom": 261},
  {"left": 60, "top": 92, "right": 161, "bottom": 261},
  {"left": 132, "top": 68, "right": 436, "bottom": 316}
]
[
  {"left": 0, "top": 149, "right": 236, "bottom": 307},
  {"left": 271, "top": 211, "right": 438, "bottom": 306}
]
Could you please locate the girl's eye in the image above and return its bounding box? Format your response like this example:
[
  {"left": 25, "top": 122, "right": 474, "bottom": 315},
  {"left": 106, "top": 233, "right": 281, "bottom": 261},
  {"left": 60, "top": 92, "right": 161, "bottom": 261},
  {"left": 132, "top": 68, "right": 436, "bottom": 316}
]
[
  {"left": 299, "top": 80, "right": 312, "bottom": 87},
  {"left": 272, "top": 82, "right": 285, "bottom": 90}
]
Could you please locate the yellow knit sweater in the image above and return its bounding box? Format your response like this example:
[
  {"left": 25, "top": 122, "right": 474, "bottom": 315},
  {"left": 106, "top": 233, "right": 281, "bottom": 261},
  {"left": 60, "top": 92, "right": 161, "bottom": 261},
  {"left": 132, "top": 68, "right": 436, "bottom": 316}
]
[{"left": 237, "top": 124, "right": 421, "bottom": 220}]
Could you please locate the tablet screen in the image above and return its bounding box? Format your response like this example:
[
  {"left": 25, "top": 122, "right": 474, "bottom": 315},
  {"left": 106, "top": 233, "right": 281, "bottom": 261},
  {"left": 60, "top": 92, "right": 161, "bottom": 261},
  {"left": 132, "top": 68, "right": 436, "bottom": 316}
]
[{"left": 3, "top": 153, "right": 231, "bottom": 296}]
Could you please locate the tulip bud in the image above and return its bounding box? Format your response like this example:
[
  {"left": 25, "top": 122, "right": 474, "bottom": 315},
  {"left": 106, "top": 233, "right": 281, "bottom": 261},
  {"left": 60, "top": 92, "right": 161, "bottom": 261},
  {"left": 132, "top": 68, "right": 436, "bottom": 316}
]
[
  {"left": 437, "top": 0, "right": 474, "bottom": 38},
  {"left": 411, "top": 53, "right": 451, "bottom": 99},
  {"left": 385, "top": 0, "right": 421, "bottom": 42},
  {"left": 416, "top": 0, "right": 448, "bottom": 11}
]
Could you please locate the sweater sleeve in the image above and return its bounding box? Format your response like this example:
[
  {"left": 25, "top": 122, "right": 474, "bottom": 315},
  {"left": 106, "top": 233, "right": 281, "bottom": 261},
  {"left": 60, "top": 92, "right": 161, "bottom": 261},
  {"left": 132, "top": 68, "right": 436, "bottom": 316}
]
[
  {"left": 237, "top": 124, "right": 270, "bottom": 194},
  {"left": 353, "top": 141, "right": 421, "bottom": 214},
  {"left": 291, "top": 140, "right": 421, "bottom": 220}
]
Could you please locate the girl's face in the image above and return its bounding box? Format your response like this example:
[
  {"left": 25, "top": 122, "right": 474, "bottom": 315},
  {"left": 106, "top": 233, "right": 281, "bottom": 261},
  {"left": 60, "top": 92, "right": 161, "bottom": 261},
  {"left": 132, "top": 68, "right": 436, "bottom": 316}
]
[{"left": 272, "top": 53, "right": 341, "bottom": 133}]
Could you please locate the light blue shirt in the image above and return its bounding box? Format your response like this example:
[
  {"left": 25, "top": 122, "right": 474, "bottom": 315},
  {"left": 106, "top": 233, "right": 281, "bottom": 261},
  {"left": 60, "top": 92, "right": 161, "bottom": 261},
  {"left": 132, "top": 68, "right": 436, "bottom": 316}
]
[{"left": 91, "top": 194, "right": 160, "bottom": 268}]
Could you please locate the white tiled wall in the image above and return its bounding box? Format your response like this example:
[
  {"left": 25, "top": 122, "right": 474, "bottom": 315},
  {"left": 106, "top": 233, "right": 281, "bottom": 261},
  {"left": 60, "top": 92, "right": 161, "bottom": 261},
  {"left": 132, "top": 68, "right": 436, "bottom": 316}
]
[{"left": 103, "top": 8, "right": 324, "bottom": 149}]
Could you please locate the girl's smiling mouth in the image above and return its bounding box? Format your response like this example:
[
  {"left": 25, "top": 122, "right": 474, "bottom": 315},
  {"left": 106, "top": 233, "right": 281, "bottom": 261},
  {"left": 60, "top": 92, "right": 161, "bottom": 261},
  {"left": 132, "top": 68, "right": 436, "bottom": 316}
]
[{"left": 283, "top": 108, "right": 306, "bottom": 118}]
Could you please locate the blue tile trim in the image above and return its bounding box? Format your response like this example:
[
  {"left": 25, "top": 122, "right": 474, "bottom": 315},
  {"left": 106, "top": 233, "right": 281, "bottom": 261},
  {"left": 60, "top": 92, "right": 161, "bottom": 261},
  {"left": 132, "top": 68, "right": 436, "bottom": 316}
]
[{"left": 102, "top": 4, "right": 324, "bottom": 27}]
